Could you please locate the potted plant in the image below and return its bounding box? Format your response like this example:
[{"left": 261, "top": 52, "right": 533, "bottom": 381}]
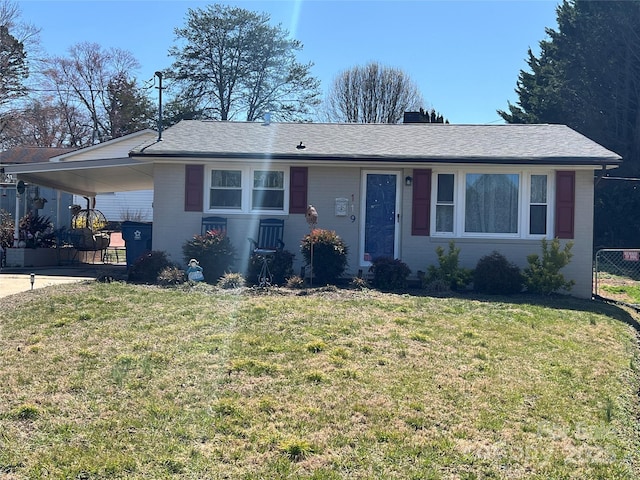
[{"left": 32, "top": 197, "right": 47, "bottom": 209}]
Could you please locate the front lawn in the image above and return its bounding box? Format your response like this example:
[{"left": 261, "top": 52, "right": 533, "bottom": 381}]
[{"left": 1, "top": 282, "right": 638, "bottom": 478}]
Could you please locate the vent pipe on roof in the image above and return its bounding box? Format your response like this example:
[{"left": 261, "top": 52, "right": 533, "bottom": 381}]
[
  {"left": 155, "top": 71, "right": 164, "bottom": 141},
  {"left": 263, "top": 112, "right": 271, "bottom": 126}
]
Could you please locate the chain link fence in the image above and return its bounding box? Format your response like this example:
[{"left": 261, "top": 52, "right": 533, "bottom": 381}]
[{"left": 594, "top": 249, "right": 640, "bottom": 303}]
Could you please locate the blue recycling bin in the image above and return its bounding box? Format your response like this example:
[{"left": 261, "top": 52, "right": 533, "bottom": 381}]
[{"left": 121, "top": 221, "right": 153, "bottom": 268}]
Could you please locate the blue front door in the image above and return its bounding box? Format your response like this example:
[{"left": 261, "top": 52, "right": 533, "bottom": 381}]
[{"left": 361, "top": 172, "right": 399, "bottom": 265}]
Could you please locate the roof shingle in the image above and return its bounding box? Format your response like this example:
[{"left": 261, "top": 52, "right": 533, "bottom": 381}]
[{"left": 130, "top": 120, "right": 621, "bottom": 165}]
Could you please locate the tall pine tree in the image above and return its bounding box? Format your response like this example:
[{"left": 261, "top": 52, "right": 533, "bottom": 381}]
[{"left": 499, "top": 0, "right": 640, "bottom": 247}]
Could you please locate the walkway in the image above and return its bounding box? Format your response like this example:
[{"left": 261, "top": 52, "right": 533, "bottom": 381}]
[{"left": 0, "top": 265, "right": 126, "bottom": 299}]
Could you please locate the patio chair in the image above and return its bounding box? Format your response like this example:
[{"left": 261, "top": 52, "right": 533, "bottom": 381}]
[
  {"left": 69, "top": 228, "right": 110, "bottom": 264},
  {"left": 201, "top": 216, "right": 228, "bottom": 235},
  {"left": 248, "top": 218, "right": 285, "bottom": 287}
]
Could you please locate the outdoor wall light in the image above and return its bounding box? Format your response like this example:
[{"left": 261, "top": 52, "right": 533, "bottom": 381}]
[{"left": 405, "top": 176, "right": 413, "bottom": 186}]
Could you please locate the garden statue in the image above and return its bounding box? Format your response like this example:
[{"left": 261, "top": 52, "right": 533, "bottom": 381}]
[{"left": 186, "top": 258, "right": 204, "bottom": 282}]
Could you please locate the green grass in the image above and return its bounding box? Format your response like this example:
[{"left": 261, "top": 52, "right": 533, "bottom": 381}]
[
  {"left": 1, "top": 282, "right": 639, "bottom": 479},
  {"left": 601, "top": 283, "right": 640, "bottom": 304}
]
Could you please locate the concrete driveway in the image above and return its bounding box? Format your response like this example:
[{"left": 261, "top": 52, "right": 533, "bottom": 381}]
[{"left": 0, "top": 266, "right": 125, "bottom": 299}]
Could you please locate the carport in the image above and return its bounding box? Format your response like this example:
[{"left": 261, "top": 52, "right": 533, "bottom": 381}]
[{"left": 1, "top": 130, "right": 156, "bottom": 264}]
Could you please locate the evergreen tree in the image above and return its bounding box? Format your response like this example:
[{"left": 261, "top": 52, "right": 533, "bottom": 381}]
[
  {"left": 499, "top": 0, "right": 640, "bottom": 247},
  {"left": 0, "top": 24, "right": 27, "bottom": 111}
]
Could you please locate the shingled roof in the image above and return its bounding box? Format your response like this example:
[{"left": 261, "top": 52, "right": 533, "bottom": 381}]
[
  {"left": 130, "top": 120, "right": 622, "bottom": 166},
  {"left": 0, "top": 146, "right": 77, "bottom": 164}
]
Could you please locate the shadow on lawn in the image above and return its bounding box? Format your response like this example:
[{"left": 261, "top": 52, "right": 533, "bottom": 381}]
[{"left": 345, "top": 282, "right": 640, "bottom": 333}]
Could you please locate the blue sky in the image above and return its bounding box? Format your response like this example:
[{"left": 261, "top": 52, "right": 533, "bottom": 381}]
[{"left": 17, "top": 0, "right": 560, "bottom": 124}]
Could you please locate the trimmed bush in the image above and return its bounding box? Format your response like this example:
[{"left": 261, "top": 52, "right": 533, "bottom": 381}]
[
  {"left": 246, "top": 249, "right": 294, "bottom": 286},
  {"left": 182, "top": 230, "right": 236, "bottom": 284},
  {"left": 301, "top": 229, "right": 348, "bottom": 285},
  {"left": 128, "top": 250, "right": 173, "bottom": 284},
  {"left": 473, "top": 251, "right": 523, "bottom": 295},
  {"left": 369, "top": 257, "right": 411, "bottom": 290}
]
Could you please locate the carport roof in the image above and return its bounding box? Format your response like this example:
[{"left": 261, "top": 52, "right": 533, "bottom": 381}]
[
  {"left": 2, "top": 157, "right": 154, "bottom": 197},
  {"left": 1, "top": 131, "right": 155, "bottom": 196}
]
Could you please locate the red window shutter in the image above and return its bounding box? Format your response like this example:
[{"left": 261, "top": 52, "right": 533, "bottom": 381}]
[
  {"left": 412, "top": 169, "right": 432, "bottom": 236},
  {"left": 555, "top": 170, "right": 575, "bottom": 239},
  {"left": 185, "top": 164, "right": 204, "bottom": 212},
  {"left": 289, "top": 166, "right": 308, "bottom": 214}
]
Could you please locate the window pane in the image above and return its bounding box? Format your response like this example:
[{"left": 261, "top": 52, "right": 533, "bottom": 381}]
[
  {"left": 254, "top": 171, "right": 284, "bottom": 189},
  {"left": 530, "top": 205, "right": 547, "bottom": 234},
  {"left": 252, "top": 190, "right": 284, "bottom": 210},
  {"left": 530, "top": 175, "right": 547, "bottom": 203},
  {"left": 210, "top": 170, "right": 242, "bottom": 209},
  {"left": 436, "top": 205, "right": 454, "bottom": 232},
  {"left": 465, "top": 174, "right": 519, "bottom": 233},
  {"left": 212, "top": 170, "right": 241, "bottom": 188},
  {"left": 437, "top": 174, "right": 454, "bottom": 202},
  {"left": 210, "top": 190, "right": 241, "bottom": 209}
]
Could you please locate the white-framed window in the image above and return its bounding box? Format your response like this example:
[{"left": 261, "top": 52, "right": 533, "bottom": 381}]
[
  {"left": 465, "top": 173, "right": 519, "bottom": 234},
  {"left": 528, "top": 174, "right": 548, "bottom": 235},
  {"left": 210, "top": 169, "right": 242, "bottom": 210},
  {"left": 431, "top": 169, "right": 552, "bottom": 238},
  {"left": 252, "top": 170, "right": 284, "bottom": 210},
  {"left": 435, "top": 173, "right": 455, "bottom": 233},
  {"left": 206, "top": 165, "right": 288, "bottom": 214}
]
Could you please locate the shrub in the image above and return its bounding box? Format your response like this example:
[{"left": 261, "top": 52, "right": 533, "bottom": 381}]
[
  {"left": 128, "top": 250, "right": 173, "bottom": 284},
  {"left": 18, "top": 211, "right": 56, "bottom": 248},
  {"left": 424, "top": 241, "right": 472, "bottom": 291},
  {"left": 246, "top": 249, "right": 294, "bottom": 286},
  {"left": 301, "top": 229, "right": 348, "bottom": 285},
  {"left": 369, "top": 257, "right": 411, "bottom": 290},
  {"left": 473, "top": 251, "right": 523, "bottom": 295},
  {"left": 156, "top": 266, "right": 186, "bottom": 287},
  {"left": 523, "top": 238, "right": 575, "bottom": 295},
  {"left": 0, "top": 209, "right": 15, "bottom": 249},
  {"left": 350, "top": 276, "right": 370, "bottom": 290},
  {"left": 182, "top": 230, "right": 236, "bottom": 284},
  {"left": 217, "top": 272, "right": 246, "bottom": 289},
  {"left": 285, "top": 275, "right": 305, "bottom": 289}
]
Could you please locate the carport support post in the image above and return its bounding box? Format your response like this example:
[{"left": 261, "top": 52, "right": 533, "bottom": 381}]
[{"left": 13, "top": 188, "right": 19, "bottom": 247}]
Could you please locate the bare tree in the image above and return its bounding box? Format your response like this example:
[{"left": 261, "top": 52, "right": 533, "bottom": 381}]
[
  {"left": 43, "top": 42, "right": 149, "bottom": 144},
  {"left": 0, "top": 0, "right": 40, "bottom": 51},
  {"left": 326, "top": 62, "right": 424, "bottom": 123},
  {"left": 1, "top": 97, "right": 90, "bottom": 148}
]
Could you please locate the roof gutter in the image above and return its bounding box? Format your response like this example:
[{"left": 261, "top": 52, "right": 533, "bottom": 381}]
[{"left": 129, "top": 151, "right": 622, "bottom": 167}]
